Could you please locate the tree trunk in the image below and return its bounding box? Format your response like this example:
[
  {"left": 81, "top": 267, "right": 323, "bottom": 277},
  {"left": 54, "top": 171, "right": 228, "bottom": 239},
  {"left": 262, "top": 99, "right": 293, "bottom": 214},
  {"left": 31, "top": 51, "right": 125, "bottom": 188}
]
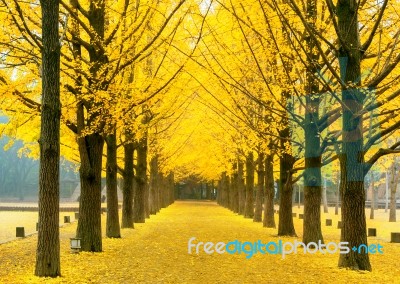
[
  {"left": 105, "top": 131, "right": 121, "bottom": 238},
  {"left": 389, "top": 162, "right": 399, "bottom": 222},
  {"left": 121, "top": 141, "right": 134, "bottom": 228},
  {"left": 168, "top": 172, "right": 175, "bottom": 205},
  {"left": 206, "top": 182, "right": 211, "bottom": 200},
  {"left": 337, "top": 0, "right": 371, "bottom": 271},
  {"left": 217, "top": 179, "right": 221, "bottom": 205},
  {"left": 322, "top": 178, "right": 329, "bottom": 213},
  {"left": 76, "top": 133, "right": 104, "bottom": 252},
  {"left": 144, "top": 182, "right": 150, "bottom": 218},
  {"left": 263, "top": 154, "right": 275, "bottom": 227},
  {"left": 220, "top": 172, "right": 228, "bottom": 207},
  {"left": 244, "top": 152, "right": 254, "bottom": 218},
  {"left": 369, "top": 174, "right": 375, "bottom": 220},
  {"left": 149, "top": 155, "right": 159, "bottom": 214},
  {"left": 226, "top": 174, "right": 231, "bottom": 209},
  {"left": 385, "top": 171, "right": 389, "bottom": 213},
  {"left": 237, "top": 160, "right": 245, "bottom": 215},
  {"left": 278, "top": 149, "right": 296, "bottom": 236},
  {"left": 157, "top": 172, "right": 163, "bottom": 210},
  {"left": 335, "top": 171, "right": 340, "bottom": 215},
  {"left": 35, "top": 0, "right": 61, "bottom": 276},
  {"left": 302, "top": 0, "right": 323, "bottom": 245},
  {"left": 254, "top": 152, "right": 264, "bottom": 222},
  {"left": 134, "top": 138, "right": 147, "bottom": 223},
  {"left": 230, "top": 162, "right": 239, "bottom": 213}
]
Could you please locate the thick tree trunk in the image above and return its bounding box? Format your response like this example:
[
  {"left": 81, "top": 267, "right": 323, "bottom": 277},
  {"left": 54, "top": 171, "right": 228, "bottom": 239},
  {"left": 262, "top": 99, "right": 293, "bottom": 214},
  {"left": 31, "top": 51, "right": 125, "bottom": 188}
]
[
  {"left": 76, "top": 133, "right": 104, "bottom": 252},
  {"left": 244, "top": 152, "right": 254, "bottom": 218},
  {"left": 121, "top": 142, "right": 134, "bottom": 228},
  {"left": 105, "top": 132, "right": 121, "bottom": 238},
  {"left": 75, "top": 0, "right": 107, "bottom": 253},
  {"left": 134, "top": 138, "right": 147, "bottom": 223},
  {"left": 254, "top": 152, "right": 264, "bottom": 222},
  {"left": 263, "top": 154, "right": 276, "bottom": 227},
  {"left": 237, "top": 161, "right": 245, "bottom": 215},
  {"left": 303, "top": 0, "right": 323, "bottom": 245},
  {"left": 337, "top": 0, "right": 371, "bottom": 271},
  {"left": 389, "top": 162, "right": 399, "bottom": 222},
  {"left": 35, "top": 0, "right": 61, "bottom": 276}
]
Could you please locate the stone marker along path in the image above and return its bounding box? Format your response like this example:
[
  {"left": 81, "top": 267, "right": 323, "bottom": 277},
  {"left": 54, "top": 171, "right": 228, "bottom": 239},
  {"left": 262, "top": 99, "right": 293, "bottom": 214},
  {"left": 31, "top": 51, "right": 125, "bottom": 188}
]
[{"left": 0, "top": 201, "right": 399, "bottom": 283}]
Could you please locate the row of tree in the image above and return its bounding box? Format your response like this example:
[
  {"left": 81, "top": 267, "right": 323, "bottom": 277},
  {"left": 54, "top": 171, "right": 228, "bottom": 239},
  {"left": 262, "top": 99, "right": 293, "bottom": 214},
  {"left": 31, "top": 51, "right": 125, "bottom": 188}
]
[
  {"left": 0, "top": 0, "right": 203, "bottom": 277},
  {"left": 1, "top": 0, "right": 400, "bottom": 276},
  {"left": 193, "top": 0, "right": 400, "bottom": 272}
]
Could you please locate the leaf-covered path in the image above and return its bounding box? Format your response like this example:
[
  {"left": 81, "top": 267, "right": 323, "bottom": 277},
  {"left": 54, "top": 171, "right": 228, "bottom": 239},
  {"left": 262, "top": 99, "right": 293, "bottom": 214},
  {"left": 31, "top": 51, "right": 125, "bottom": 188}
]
[{"left": 0, "top": 201, "right": 399, "bottom": 283}]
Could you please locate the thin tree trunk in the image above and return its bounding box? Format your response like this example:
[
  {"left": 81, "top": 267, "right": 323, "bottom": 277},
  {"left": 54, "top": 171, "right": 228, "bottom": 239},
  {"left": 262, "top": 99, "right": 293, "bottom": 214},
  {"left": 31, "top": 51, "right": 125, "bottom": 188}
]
[
  {"left": 226, "top": 174, "right": 231, "bottom": 209},
  {"left": 105, "top": 131, "right": 121, "bottom": 238},
  {"left": 145, "top": 182, "right": 150, "bottom": 218},
  {"left": 149, "top": 155, "right": 158, "bottom": 214},
  {"left": 254, "top": 152, "right": 264, "bottom": 222},
  {"left": 322, "top": 178, "right": 329, "bottom": 213},
  {"left": 389, "top": 162, "right": 399, "bottom": 222},
  {"left": 35, "top": 0, "right": 61, "bottom": 276},
  {"left": 370, "top": 174, "right": 375, "bottom": 220},
  {"left": 385, "top": 172, "right": 389, "bottom": 213},
  {"left": 232, "top": 164, "right": 239, "bottom": 213},
  {"left": 278, "top": 148, "right": 296, "bottom": 236},
  {"left": 237, "top": 160, "right": 245, "bottom": 215},
  {"left": 206, "top": 182, "right": 211, "bottom": 200},
  {"left": 244, "top": 152, "right": 254, "bottom": 218},
  {"left": 134, "top": 138, "right": 147, "bottom": 223},
  {"left": 263, "top": 154, "right": 275, "bottom": 228},
  {"left": 220, "top": 172, "right": 228, "bottom": 207},
  {"left": 121, "top": 141, "right": 134, "bottom": 228},
  {"left": 157, "top": 172, "right": 163, "bottom": 211},
  {"left": 168, "top": 172, "right": 175, "bottom": 205},
  {"left": 335, "top": 171, "right": 340, "bottom": 215}
]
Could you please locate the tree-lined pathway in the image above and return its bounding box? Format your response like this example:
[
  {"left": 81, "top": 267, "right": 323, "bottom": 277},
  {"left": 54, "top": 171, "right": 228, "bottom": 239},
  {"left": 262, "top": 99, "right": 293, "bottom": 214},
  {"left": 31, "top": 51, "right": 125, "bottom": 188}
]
[{"left": 0, "top": 201, "right": 399, "bottom": 283}]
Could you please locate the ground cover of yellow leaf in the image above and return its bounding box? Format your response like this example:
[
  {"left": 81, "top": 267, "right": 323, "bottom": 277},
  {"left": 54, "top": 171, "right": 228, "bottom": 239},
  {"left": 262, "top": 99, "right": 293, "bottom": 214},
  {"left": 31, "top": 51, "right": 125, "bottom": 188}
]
[{"left": 0, "top": 201, "right": 399, "bottom": 283}]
